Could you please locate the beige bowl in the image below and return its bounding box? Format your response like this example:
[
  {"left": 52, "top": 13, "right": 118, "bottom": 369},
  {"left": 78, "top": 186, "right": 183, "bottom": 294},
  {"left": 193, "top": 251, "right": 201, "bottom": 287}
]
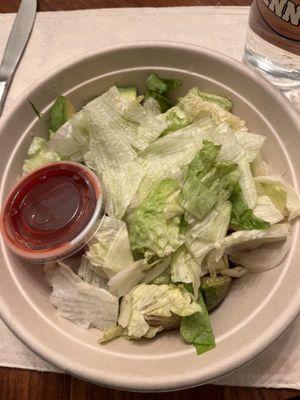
[{"left": 0, "top": 42, "right": 299, "bottom": 391}]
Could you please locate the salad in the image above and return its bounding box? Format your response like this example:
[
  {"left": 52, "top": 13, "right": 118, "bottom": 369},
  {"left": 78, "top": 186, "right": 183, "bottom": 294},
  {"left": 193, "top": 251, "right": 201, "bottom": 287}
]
[{"left": 23, "top": 73, "right": 299, "bottom": 355}]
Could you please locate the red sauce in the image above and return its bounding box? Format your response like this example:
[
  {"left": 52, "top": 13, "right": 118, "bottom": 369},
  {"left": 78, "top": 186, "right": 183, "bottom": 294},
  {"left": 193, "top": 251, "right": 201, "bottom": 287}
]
[{"left": 1, "top": 162, "right": 101, "bottom": 259}]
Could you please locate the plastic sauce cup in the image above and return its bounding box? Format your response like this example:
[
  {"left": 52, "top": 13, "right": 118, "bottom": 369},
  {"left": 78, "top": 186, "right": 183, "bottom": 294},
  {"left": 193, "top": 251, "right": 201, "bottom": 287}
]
[{"left": 0, "top": 162, "right": 106, "bottom": 263}]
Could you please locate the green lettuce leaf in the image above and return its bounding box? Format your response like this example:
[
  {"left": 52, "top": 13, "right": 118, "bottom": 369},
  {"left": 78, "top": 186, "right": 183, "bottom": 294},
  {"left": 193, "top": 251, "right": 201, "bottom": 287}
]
[
  {"left": 184, "top": 140, "right": 221, "bottom": 181},
  {"left": 229, "top": 184, "right": 270, "bottom": 230},
  {"left": 163, "top": 88, "right": 245, "bottom": 132},
  {"left": 98, "top": 324, "right": 124, "bottom": 343},
  {"left": 108, "top": 258, "right": 170, "bottom": 297},
  {"left": 47, "top": 110, "right": 89, "bottom": 162},
  {"left": 146, "top": 73, "right": 182, "bottom": 112},
  {"left": 170, "top": 246, "right": 202, "bottom": 296},
  {"left": 118, "top": 283, "right": 201, "bottom": 339},
  {"left": 132, "top": 118, "right": 216, "bottom": 209},
  {"left": 188, "top": 201, "right": 232, "bottom": 242},
  {"left": 180, "top": 148, "right": 240, "bottom": 220},
  {"left": 22, "top": 137, "right": 61, "bottom": 174},
  {"left": 180, "top": 291, "right": 215, "bottom": 355},
  {"left": 86, "top": 216, "right": 134, "bottom": 279},
  {"left": 147, "top": 73, "right": 182, "bottom": 94},
  {"left": 194, "top": 89, "right": 232, "bottom": 111},
  {"left": 129, "top": 179, "right": 184, "bottom": 258}
]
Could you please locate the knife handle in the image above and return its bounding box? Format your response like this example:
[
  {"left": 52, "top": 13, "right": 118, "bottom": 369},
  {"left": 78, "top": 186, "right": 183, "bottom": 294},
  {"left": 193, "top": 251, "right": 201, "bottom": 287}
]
[{"left": 0, "top": 79, "right": 8, "bottom": 117}]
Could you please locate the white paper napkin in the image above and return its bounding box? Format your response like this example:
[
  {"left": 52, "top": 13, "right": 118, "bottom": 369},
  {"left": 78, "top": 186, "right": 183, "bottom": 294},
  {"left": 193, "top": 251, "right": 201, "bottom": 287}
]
[{"left": 0, "top": 7, "right": 299, "bottom": 389}]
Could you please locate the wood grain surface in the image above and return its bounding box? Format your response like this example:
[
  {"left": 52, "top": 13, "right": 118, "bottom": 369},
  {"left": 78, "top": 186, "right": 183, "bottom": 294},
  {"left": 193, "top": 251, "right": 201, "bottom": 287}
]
[
  {"left": 0, "top": 1, "right": 299, "bottom": 400},
  {"left": 0, "top": 367, "right": 299, "bottom": 400}
]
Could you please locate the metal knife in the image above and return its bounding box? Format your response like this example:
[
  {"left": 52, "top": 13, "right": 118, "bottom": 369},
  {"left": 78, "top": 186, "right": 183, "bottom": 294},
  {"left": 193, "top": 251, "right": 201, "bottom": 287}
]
[{"left": 0, "top": 0, "right": 37, "bottom": 116}]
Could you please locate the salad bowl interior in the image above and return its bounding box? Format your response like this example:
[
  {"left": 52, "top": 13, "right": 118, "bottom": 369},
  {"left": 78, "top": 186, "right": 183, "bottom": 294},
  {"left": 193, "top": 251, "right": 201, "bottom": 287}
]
[{"left": 0, "top": 42, "right": 299, "bottom": 391}]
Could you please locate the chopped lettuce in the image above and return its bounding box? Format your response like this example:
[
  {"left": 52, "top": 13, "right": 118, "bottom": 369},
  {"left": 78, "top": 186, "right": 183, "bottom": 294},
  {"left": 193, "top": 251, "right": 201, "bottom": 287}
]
[
  {"left": 229, "top": 183, "right": 270, "bottom": 230},
  {"left": 174, "top": 88, "right": 245, "bottom": 131},
  {"left": 129, "top": 179, "right": 184, "bottom": 258},
  {"left": 25, "top": 80, "right": 300, "bottom": 355},
  {"left": 133, "top": 117, "right": 216, "bottom": 207},
  {"left": 180, "top": 292, "right": 215, "bottom": 355},
  {"left": 83, "top": 105, "right": 144, "bottom": 218},
  {"left": 180, "top": 152, "right": 240, "bottom": 220},
  {"left": 118, "top": 283, "right": 201, "bottom": 339},
  {"left": 47, "top": 110, "right": 89, "bottom": 162},
  {"left": 85, "top": 86, "right": 167, "bottom": 151},
  {"left": 98, "top": 324, "right": 124, "bottom": 343},
  {"left": 235, "top": 131, "right": 266, "bottom": 163},
  {"left": 146, "top": 73, "right": 182, "bottom": 94},
  {"left": 213, "top": 223, "right": 291, "bottom": 262},
  {"left": 151, "top": 268, "right": 171, "bottom": 284},
  {"left": 255, "top": 175, "right": 300, "bottom": 221},
  {"left": 184, "top": 140, "right": 221, "bottom": 181},
  {"left": 146, "top": 73, "right": 182, "bottom": 112},
  {"left": 84, "top": 138, "right": 143, "bottom": 219},
  {"left": 229, "top": 236, "right": 291, "bottom": 272},
  {"left": 251, "top": 152, "right": 269, "bottom": 177},
  {"left": 77, "top": 256, "right": 108, "bottom": 289},
  {"left": 86, "top": 216, "right": 133, "bottom": 279},
  {"left": 238, "top": 158, "right": 257, "bottom": 209},
  {"left": 108, "top": 258, "right": 170, "bottom": 297},
  {"left": 23, "top": 137, "right": 61, "bottom": 174},
  {"left": 194, "top": 90, "right": 232, "bottom": 111},
  {"left": 83, "top": 86, "right": 169, "bottom": 218},
  {"left": 143, "top": 97, "right": 161, "bottom": 117},
  {"left": 186, "top": 202, "right": 232, "bottom": 276},
  {"left": 45, "top": 262, "right": 118, "bottom": 330},
  {"left": 170, "top": 246, "right": 201, "bottom": 296},
  {"left": 253, "top": 195, "right": 284, "bottom": 224},
  {"left": 188, "top": 201, "right": 232, "bottom": 242}
]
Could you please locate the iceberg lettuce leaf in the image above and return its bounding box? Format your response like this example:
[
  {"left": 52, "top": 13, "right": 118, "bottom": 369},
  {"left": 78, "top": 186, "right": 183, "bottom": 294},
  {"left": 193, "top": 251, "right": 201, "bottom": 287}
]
[
  {"left": 253, "top": 195, "right": 284, "bottom": 224},
  {"left": 86, "top": 216, "right": 134, "bottom": 279},
  {"left": 45, "top": 262, "right": 118, "bottom": 330},
  {"left": 23, "top": 137, "right": 61, "bottom": 174},
  {"left": 255, "top": 175, "right": 300, "bottom": 221},
  {"left": 118, "top": 283, "right": 201, "bottom": 339}
]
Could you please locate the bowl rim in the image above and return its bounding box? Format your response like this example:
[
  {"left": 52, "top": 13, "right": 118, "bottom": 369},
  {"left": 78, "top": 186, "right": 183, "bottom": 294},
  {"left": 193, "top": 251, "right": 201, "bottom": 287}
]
[{"left": 0, "top": 40, "right": 299, "bottom": 392}]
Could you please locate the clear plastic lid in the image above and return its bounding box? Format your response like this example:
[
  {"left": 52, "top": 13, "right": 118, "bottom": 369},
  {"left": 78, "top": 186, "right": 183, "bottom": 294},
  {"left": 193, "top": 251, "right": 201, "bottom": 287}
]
[{"left": 0, "top": 162, "right": 106, "bottom": 263}]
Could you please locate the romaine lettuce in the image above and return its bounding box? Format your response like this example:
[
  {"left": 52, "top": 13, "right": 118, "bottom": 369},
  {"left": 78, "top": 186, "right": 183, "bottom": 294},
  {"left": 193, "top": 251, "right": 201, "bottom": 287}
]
[
  {"left": 129, "top": 179, "right": 184, "bottom": 258},
  {"left": 180, "top": 292, "right": 215, "bottom": 355}
]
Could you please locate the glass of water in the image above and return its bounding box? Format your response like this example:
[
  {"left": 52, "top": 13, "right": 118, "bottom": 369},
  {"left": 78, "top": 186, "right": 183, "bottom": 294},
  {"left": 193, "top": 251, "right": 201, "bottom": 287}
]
[{"left": 244, "top": 0, "right": 300, "bottom": 108}]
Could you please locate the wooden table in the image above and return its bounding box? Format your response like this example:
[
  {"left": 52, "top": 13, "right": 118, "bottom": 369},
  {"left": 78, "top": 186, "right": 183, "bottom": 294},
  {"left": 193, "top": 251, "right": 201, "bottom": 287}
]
[{"left": 0, "top": 1, "right": 299, "bottom": 400}]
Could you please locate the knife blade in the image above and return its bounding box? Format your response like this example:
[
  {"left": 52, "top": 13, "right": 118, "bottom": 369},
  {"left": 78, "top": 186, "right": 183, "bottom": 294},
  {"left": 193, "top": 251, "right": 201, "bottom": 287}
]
[{"left": 0, "top": 0, "right": 37, "bottom": 116}]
